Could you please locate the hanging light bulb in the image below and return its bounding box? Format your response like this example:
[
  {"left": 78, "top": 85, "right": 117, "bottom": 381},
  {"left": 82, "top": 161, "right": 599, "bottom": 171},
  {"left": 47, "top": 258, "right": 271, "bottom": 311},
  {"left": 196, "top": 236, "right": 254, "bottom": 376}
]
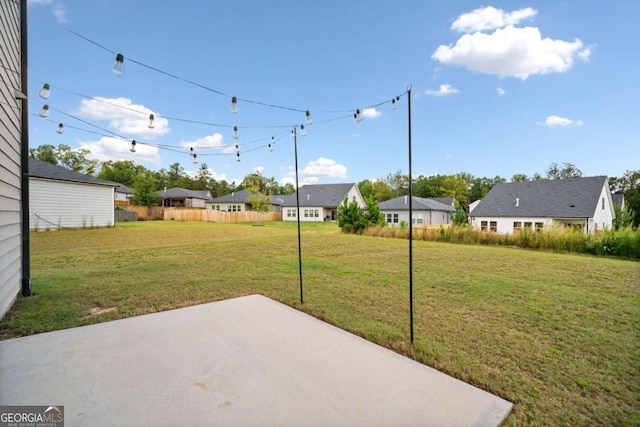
[
  {"left": 306, "top": 110, "right": 312, "bottom": 125},
  {"left": 39, "top": 104, "right": 49, "bottom": 118},
  {"left": 113, "top": 53, "right": 124, "bottom": 76},
  {"left": 392, "top": 97, "right": 399, "bottom": 110},
  {"left": 236, "top": 152, "right": 241, "bottom": 162},
  {"left": 354, "top": 109, "right": 362, "bottom": 124},
  {"left": 233, "top": 126, "right": 239, "bottom": 139},
  {"left": 300, "top": 124, "right": 306, "bottom": 136},
  {"left": 268, "top": 143, "right": 273, "bottom": 152},
  {"left": 235, "top": 143, "right": 239, "bottom": 150},
  {"left": 130, "top": 140, "right": 136, "bottom": 153},
  {"left": 192, "top": 153, "right": 198, "bottom": 164},
  {"left": 56, "top": 123, "right": 64, "bottom": 134},
  {"left": 230, "top": 96, "right": 238, "bottom": 114},
  {"left": 38, "top": 83, "right": 50, "bottom": 99},
  {"left": 148, "top": 114, "right": 155, "bottom": 129}
]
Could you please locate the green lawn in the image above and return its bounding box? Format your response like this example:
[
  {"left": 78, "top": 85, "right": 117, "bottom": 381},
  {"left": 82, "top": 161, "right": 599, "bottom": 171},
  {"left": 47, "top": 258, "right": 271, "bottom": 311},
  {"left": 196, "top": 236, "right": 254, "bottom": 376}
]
[{"left": 1, "top": 221, "right": 638, "bottom": 425}]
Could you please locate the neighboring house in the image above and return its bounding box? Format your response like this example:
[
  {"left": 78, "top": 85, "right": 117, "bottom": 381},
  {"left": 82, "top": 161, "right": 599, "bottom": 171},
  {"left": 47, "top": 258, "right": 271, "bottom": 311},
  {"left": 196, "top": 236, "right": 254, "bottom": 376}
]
[
  {"left": 1, "top": 0, "right": 27, "bottom": 318},
  {"left": 111, "top": 182, "right": 133, "bottom": 205},
  {"left": 430, "top": 197, "right": 455, "bottom": 208},
  {"left": 281, "top": 183, "right": 365, "bottom": 222},
  {"left": 468, "top": 199, "right": 481, "bottom": 214},
  {"left": 611, "top": 193, "right": 625, "bottom": 211},
  {"left": 207, "top": 189, "right": 283, "bottom": 212},
  {"left": 29, "top": 158, "right": 117, "bottom": 229},
  {"left": 469, "top": 176, "right": 615, "bottom": 234},
  {"left": 158, "top": 187, "right": 213, "bottom": 208},
  {"left": 379, "top": 196, "right": 455, "bottom": 226}
]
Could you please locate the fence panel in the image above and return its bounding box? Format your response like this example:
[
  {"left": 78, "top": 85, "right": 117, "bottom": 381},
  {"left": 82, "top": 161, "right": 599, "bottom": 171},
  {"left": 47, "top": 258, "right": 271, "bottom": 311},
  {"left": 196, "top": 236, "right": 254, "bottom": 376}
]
[{"left": 164, "top": 208, "right": 282, "bottom": 223}]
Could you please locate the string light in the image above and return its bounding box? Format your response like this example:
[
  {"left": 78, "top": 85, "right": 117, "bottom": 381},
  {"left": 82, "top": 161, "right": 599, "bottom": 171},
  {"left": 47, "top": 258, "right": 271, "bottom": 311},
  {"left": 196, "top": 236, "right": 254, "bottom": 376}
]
[
  {"left": 130, "top": 140, "right": 136, "bottom": 152},
  {"left": 236, "top": 152, "right": 241, "bottom": 162},
  {"left": 231, "top": 96, "right": 238, "bottom": 114},
  {"left": 306, "top": 110, "right": 312, "bottom": 125},
  {"left": 148, "top": 114, "right": 155, "bottom": 128},
  {"left": 354, "top": 109, "right": 362, "bottom": 124},
  {"left": 38, "top": 83, "right": 50, "bottom": 99},
  {"left": 300, "top": 124, "right": 306, "bottom": 136},
  {"left": 233, "top": 126, "right": 239, "bottom": 139},
  {"left": 192, "top": 153, "right": 198, "bottom": 164},
  {"left": 56, "top": 123, "right": 64, "bottom": 134},
  {"left": 113, "top": 53, "right": 124, "bottom": 76},
  {"left": 392, "top": 96, "right": 400, "bottom": 110},
  {"left": 268, "top": 143, "right": 273, "bottom": 152},
  {"left": 39, "top": 105, "right": 49, "bottom": 118}
]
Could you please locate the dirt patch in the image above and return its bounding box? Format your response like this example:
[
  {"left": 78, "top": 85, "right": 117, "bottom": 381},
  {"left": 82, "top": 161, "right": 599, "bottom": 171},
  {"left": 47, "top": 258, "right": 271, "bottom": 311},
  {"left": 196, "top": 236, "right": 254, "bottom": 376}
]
[{"left": 88, "top": 307, "right": 117, "bottom": 316}]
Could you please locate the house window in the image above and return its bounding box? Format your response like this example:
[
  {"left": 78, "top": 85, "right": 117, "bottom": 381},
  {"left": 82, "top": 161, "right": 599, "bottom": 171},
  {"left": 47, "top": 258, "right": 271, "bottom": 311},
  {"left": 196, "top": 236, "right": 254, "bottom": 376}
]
[
  {"left": 489, "top": 221, "right": 497, "bottom": 232},
  {"left": 513, "top": 222, "right": 522, "bottom": 232},
  {"left": 412, "top": 214, "right": 423, "bottom": 225},
  {"left": 287, "top": 209, "right": 296, "bottom": 218},
  {"left": 602, "top": 197, "right": 605, "bottom": 209},
  {"left": 535, "top": 222, "right": 543, "bottom": 233},
  {"left": 524, "top": 222, "right": 532, "bottom": 229},
  {"left": 314, "top": 209, "right": 319, "bottom": 218},
  {"left": 304, "top": 209, "right": 309, "bottom": 218},
  {"left": 386, "top": 214, "right": 392, "bottom": 223},
  {"left": 393, "top": 214, "right": 398, "bottom": 223},
  {"left": 480, "top": 221, "right": 488, "bottom": 231}
]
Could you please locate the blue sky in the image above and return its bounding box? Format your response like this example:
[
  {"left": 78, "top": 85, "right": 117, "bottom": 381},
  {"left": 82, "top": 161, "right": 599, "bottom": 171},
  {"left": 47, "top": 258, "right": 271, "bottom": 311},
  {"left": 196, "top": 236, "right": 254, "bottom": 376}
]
[{"left": 25, "top": 0, "right": 640, "bottom": 185}]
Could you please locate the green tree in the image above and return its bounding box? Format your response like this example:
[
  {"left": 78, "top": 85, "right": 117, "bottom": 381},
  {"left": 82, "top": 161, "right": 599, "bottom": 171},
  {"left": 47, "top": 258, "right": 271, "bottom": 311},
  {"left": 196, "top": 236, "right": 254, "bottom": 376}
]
[
  {"left": 546, "top": 162, "right": 583, "bottom": 180},
  {"left": 245, "top": 172, "right": 271, "bottom": 224},
  {"left": 337, "top": 198, "right": 367, "bottom": 234},
  {"left": 30, "top": 143, "right": 98, "bottom": 175},
  {"left": 511, "top": 173, "right": 529, "bottom": 182},
  {"left": 98, "top": 160, "right": 148, "bottom": 187},
  {"left": 363, "top": 198, "right": 385, "bottom": 227},
  {"left": 132, "top": 173, "right": 159, "bottom": 216},
  {"left": 451, "top": 206, "right": 468, "bottom": 226},
  {"left": 612, "top": 203, "right": 636, "bottom": 230}
]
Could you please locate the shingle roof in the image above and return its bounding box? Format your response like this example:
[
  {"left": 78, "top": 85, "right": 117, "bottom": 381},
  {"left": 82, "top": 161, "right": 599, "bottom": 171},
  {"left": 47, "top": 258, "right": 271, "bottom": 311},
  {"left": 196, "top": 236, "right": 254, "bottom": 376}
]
[
  {"left": 430, "top": 197, "right": 455, "bottom": 207},
  {"left": 208, "top": 190, "right": 253, "bottom": 203},
  {"left": 28, "top": 158, "right": 116, "bottom": 187},
  {"left": 378, "top": 196, "right": 456, "bottom": 212},
  {"left": 280, "top": 183, "right": 357, "bottom": 207},
  {"left": 158, "top": 187, "right": 213, "bottom": 201},
  {"left": 470, "top": 176, "right": 609, "bottom": 218},
  {"left": 612, "top": 193, "right": 624, "bottom": 207}
]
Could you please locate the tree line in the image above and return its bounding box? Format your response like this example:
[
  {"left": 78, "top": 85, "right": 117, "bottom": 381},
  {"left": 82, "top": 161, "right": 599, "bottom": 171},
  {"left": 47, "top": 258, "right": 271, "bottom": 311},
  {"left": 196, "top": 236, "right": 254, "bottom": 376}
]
[{"left": 29, "top": 144, "right": 639, "bottom": 226}]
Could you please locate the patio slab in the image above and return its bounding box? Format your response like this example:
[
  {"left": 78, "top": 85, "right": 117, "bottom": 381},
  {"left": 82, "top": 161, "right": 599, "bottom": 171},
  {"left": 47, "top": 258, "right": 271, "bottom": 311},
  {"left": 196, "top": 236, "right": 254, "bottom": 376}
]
[{"left": 0, "top": 294, "right": 512, "bottom": 426}]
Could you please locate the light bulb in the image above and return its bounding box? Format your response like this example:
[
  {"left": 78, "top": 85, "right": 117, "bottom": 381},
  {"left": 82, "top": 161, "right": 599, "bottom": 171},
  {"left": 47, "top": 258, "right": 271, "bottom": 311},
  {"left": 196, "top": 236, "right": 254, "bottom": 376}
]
[
  {"left": 235, "top": 143, "right": 239, "bottom": 150},
  {"left": 39, "top": 83, "right": 50, "bottom": 99},
  {"left": 190, "top": 147, "right": 194, "bottom": 155},
  {"left": 192, "top": 153, "right": 198, "bottom": 164},
  {"left": 392, "top": 97, "right": 398, "bottom": 110},
  {"left": 236, "top": 152, "right": 241, "bottom": 162},
  {"left": 148, "top": 114, "right": 155, "bottom": 129},
  {"left": 354, "top": 109, "right": 362, "bottom": 124},
  {"left": 233, "top": 126, "right": 239, "bottom": 139},
  {"left": 39, "top": 104, "right": 49, "bottom": 118},
  {"left": 230, "top": 96, "right": 237, "bottom": 114},
  {"left": 56, "top": 123, "right": 64, "bottom": 134},
  {"left": 306, "top": 110, "right": 312, "bottom": 125},
  {"left": 113, "top": 53, "right": 124, "bottom": 76},
  {"left": 130, "top": 140, "right": 136, "bottom": 153},
  {"left": 300, "top": 124, "right": 306, "bottom": 136},
  {"left": 268, "top": 143, "right": 273, "bottom": 152}
]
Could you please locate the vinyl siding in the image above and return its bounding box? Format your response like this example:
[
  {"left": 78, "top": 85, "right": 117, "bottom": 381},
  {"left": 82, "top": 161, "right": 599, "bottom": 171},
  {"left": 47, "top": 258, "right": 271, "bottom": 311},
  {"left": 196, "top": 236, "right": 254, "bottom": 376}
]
[
  {"left": 30, "top": 179, "right": 115, "bottom": 229},
  {"left": 0, "top": 0, "right": 22, "bottom": 319}
]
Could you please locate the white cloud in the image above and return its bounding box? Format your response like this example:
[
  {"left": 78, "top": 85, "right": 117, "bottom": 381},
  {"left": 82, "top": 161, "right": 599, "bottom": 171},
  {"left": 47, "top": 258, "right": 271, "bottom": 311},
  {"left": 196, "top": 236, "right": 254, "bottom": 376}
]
[
  {"left": 451, "top": 6, "right": 537, "bottom": 33},
  {"left": 253, "top": 166, "right": 264, "bottom": 174},
  {"left": 79, "top": 137, "right": 161, "bottom": 167},
  {"left": 496, "top": 87, "right": 506, "bottom": 96},
  {"left": 543, "top": 115, "right": 584, "bottom": 127},
  {"left": 578, "top": 45, "right": 594, "bottom": 60},
  {"left": 433, "top": 25, "right": 587, "bottom": 80},
  {"left": 53, "top": 3, "right": 67, "bottom": 23},
  {"left": 76, "top": 97, "right": 169, "bottom": 139},
  {"left": 280, "top": 157, "right": 347, "bottom": 185},
  {"left": 425, "top": 83, "right": 460, "bottom": 97},
  {"left": 361, "top": 108, "right": 382, "bottom": 119},
  {"left": 179, "top": 132, "right": 229, "bottom": 151}
]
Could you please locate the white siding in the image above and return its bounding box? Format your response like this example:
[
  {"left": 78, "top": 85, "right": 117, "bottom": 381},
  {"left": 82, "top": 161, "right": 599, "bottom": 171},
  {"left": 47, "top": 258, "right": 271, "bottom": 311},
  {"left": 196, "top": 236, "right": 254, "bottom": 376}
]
[
  {"left": 30, "top": 179, "right": 115, "bottom": 229},
  {"left": 283, "top": 206, "right": 328, "bottom": 222},
  {"left": 0, "top": 0, "right": 22, "bottom": 318},
  {"left": 382, "top": 210, "right": 452, "bottom": 226},
  {"left": 592, "top": 182, "right": 615, "bottom": 231}
]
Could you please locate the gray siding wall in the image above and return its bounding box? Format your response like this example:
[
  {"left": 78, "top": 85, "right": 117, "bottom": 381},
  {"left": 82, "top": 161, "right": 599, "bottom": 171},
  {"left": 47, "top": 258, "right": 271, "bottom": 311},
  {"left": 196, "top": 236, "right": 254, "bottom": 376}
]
[
  {"left": 0, "top": 1, "right": 22, "bottom": 318},
  {"left": 30, "top": 179, "right": 115, "bottom": 229}
]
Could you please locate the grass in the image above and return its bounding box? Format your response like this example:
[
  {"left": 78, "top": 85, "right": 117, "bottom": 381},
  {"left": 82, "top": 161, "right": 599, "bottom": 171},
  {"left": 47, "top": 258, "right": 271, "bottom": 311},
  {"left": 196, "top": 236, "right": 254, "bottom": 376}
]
[{"left": 1, "top": 221, "right": 639, "bottom": 425}]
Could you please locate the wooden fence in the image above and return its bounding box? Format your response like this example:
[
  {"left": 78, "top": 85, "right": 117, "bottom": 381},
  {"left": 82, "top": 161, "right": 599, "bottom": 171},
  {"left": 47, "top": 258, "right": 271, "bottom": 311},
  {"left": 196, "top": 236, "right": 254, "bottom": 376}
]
[
  {"left": 123, "top": 206, "right": 282, "bottom": 223},
  {"left": 124, "top": 205, "right": 165, "bottom": 220}
]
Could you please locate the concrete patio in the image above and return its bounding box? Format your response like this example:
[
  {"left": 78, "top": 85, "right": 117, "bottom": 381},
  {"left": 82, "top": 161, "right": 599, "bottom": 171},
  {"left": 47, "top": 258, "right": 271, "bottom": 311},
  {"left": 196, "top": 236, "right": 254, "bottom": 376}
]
[{"left": 0, "top": 294, "right": 512, "bottom": 426}]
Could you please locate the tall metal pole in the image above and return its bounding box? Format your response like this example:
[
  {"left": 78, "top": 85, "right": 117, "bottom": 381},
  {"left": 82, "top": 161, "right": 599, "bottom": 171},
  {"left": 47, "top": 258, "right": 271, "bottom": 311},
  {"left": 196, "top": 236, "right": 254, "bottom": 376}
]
[
  {"left": 293, "top": 127, "right": 303, "bottom": 303},
  {"left": 407, "top": 86, "right": 413, "bottom": 342},
  {"left": 20, "top": 0, "right": 32, "bottom": 297}
]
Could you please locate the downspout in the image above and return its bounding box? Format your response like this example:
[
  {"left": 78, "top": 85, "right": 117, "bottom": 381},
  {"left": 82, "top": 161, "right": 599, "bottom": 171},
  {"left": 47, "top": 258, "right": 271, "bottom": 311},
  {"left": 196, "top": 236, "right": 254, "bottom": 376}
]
[{"left": 20, "top": 0, "right": 31, "bottom": 297}]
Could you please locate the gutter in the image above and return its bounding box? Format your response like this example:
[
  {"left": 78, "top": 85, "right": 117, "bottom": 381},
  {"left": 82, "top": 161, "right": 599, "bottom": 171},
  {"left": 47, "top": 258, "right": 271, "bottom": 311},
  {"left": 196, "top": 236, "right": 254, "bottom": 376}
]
[{"left": 20, "top": 0, "right": 31, "bottom": 296}]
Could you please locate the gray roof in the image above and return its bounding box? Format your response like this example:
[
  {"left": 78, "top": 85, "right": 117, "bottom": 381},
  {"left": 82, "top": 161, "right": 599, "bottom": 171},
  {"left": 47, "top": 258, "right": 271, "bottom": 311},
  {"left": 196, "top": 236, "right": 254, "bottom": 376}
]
[
  {"left": 379, "top": 196, "right": 455, "bottom": 212},
  {"left": 430, "top": 197, "right": 455, "bottom": 207},
  {"left": 109, "top": 182, "right": 132, "bottom": 194},
  {"left": 470, "top": 176, "right": 609, "bottom": 218},
  {"left": 281, "top": 183, "right": 357, "bottom": 207},
  {"left": 158, "top": 187, "right": 213, "bottom": 201},
  {"left": 208, "top": 190, "right": 253, "bottom": 203},
  {"left": 29, "top": 158, "right": 116, "bottom": 187},
  {"left": 612, "top": 193, "right": 624, "bottom": 207}
]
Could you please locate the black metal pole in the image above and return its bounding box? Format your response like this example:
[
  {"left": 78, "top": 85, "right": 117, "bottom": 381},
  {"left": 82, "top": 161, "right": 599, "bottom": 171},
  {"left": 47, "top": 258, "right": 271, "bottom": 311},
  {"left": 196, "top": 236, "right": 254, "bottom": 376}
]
[
  {"left": 20, "top": 0, "right": 32, "bottom": 297},
  {"left": 407, "top": 86, "right": 413, "bottom": 342},
  {"left": 293, "top": 127, "right": 303, "bottom": 303}
]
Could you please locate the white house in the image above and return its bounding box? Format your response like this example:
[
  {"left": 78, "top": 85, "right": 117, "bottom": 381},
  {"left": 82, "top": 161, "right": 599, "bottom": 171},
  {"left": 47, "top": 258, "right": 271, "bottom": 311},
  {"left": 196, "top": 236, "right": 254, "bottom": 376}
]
[
  {"left": 0, "top": 0, "right": 26, "bottom": 318},
  {"left": 207, "top": 189, "right": 283, "bottom": 212},
  {"left": 469, "top": 176, "right": 615, "bottom": 234},
  {"left": 29, "top": 158, "right": 117, "bottom": 229},
  {"left": 281, "top": 183, "right": 365, "bottom": 222},
  {"left": 378, "top": 196, "right": 455, "bottom": 226}
]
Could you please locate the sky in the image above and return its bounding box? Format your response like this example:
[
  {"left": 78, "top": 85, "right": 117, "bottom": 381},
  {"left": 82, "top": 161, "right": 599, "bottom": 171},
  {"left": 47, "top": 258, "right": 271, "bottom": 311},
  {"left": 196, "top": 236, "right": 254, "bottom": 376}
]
[{"left": 24, "top": 0, "right": 640, "bottom": 186}]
